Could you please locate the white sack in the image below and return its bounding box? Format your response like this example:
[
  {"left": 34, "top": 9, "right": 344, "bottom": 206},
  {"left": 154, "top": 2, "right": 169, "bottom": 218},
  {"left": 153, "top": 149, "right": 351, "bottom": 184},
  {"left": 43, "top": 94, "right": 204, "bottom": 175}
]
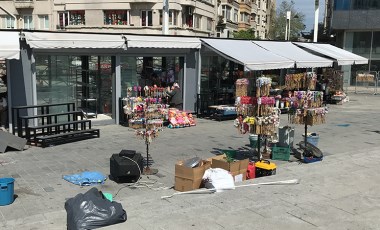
[{"left": 202, "top": 168, "right": 235, "bottom": 192}]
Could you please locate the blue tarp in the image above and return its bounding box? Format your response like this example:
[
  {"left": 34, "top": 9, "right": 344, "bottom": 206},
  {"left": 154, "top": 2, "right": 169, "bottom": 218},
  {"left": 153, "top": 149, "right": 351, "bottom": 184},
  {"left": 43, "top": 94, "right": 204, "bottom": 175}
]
[{"left": 63, "top": 171, "right": 107, "bottom": 186}]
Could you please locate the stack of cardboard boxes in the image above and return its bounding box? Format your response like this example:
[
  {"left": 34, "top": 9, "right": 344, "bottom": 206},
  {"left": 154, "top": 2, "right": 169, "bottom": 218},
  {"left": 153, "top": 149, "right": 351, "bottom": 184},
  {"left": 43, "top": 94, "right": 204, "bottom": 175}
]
[{"left": 174, "top": 154, "right": 249, "bottom": 192}]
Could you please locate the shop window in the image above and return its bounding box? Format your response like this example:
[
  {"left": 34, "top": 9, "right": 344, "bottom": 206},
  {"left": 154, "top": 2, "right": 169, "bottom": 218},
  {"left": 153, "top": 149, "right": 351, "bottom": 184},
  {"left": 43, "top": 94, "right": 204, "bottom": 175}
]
[
  {"left": 141, "top": 10, "right": 153, "bottom": 26},
  {"left": 1, "top": 16, "right": 15, "bottom": 29},
  {"left": 104, "top": 10, "right": 129, "bottom": 25},
  {"left": 38, "top": 15, "right": 49, "bottom": 30},
  {"left": 23, "top": 15, "right": 33, "bottom": 29},
  {"left": 69, "top": 10, "right": 85, "bottom": 25}
]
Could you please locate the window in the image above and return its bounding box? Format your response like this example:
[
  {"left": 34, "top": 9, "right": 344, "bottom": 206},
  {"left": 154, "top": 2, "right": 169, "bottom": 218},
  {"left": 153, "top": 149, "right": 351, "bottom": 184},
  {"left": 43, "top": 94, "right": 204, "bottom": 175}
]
[
  {"left": 169, "top": 10, "right": 178, "bottom": 26},
  {"left": 194, "top": 14, "right": 201, "bottom": 29},
  {"left": 38, "top": 15, "right": 49, "bottom": 29},
  {"left": 104, "top": 10, "right": 129, "bottom": 25},
  {"left": 160, "top": 10, "right": 178, "bottom": 26},
  {"left": 69, "top": 10, "right": 85, "bottom": 25},
  {"left": 222, "top": 5, "right": 232, "bottom": 21},
  {"left": 141, "top": 10, "right": 152, "bottom": 26},
  {"left": 207, "top": 17, "right": 212, "bottom": 31},
  {"left": 58, "top": 12, "right": 68, "bottom": 27},
  {"left": 334, "top": 0, "right": 351, "bottom": 10},
  {"left": 1, "top": 16, "right": 15, "bottom": 29},
  {"left": 23, "top": 15, "right": 33, "bottom": 29},
  {"left": 234, "top": 9, "right": 238, "bottom": 22}
]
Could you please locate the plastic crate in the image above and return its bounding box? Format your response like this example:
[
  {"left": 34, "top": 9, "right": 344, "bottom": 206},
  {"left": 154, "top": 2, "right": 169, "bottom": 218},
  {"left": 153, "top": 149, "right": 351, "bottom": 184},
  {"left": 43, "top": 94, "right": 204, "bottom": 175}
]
[
  {"left": 221, "top": 150, "right": 236, "bottom": 159},
  {"left": 271, "top": 146, "right": 290, "bottom": 161}
]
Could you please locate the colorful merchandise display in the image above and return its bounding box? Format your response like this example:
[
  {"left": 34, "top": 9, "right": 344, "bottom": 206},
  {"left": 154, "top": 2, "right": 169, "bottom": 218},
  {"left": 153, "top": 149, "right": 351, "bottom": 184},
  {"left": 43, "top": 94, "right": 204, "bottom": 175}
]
[
  {"left": 234, "top": 77, "right": 281, "bottom": 158},
  {"left": 167, "top": 109, "right": 196, "bottom": 128},
  {"left": 285, "top": 72, "right": 317, "bottom": 90}
]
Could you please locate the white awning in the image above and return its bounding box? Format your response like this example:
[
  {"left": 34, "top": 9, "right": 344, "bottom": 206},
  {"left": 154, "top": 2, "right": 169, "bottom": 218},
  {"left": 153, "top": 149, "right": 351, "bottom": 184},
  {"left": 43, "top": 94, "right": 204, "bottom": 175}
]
[
  {"left": 253, "top": 41, "right": 333, "bottom": 68},
  {"left": 0, "top": 31, "right": 20, "bottom": 60},
  {"left": 201, "top": 39, "right": 295, "bottom": 70},
  {"left": 125, "top": 35, "right": 201, "bottom": 49},
  {"left": 294, "top": 42, "right": 368, "bottom": 66},
  {"left": 24, "top": 32, "right": 126, "bottom": 49}
]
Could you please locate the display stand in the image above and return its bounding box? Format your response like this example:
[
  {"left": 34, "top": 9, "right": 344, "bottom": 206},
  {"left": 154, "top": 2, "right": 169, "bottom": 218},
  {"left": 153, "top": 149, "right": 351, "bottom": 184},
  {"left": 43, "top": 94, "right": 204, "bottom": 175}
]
[
  {"left": 287, "top": 72, "right": 327, "bottom": 159},
  {"left": 131, "top": 96, "right": 165, "bottom": 175},
  {"left": 234, "top": 77, "right": 279, "bottom": 160}
]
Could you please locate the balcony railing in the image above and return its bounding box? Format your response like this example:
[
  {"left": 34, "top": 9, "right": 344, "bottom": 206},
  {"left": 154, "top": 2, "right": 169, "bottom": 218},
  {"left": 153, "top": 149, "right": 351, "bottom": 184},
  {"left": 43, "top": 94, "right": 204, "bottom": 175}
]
[{"left": 14, "top": 0, "right": 34, "bottom": 9}]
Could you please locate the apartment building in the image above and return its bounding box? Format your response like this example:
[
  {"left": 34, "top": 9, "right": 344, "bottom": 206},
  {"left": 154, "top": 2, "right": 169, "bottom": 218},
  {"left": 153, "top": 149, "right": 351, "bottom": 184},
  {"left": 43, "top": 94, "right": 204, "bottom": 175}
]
[
  {"left": 0, "top": 0, "right": 273, "bottom": 38},
  {"left": 255, "top": 0, "right": 267, "bottom": 39},
  {"left": 0, "top": 0, "right": 216, "bottom": 36},
  {"left": 330, "top": 0, "right": 380, "bottom": 85}
]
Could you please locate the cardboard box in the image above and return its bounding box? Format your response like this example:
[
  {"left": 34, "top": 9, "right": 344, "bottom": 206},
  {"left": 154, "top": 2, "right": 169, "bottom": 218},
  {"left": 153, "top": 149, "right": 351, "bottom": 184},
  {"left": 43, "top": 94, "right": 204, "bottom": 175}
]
[
  {"left": 211, "top": 157, "right": 249, "bottom": 173},
  {"left": 174, "top": 177, "right": 203, "bottom": 192},
  {"left": 231, "top": 168, "right": 248, "bottom": 182},
  {"left": 174, "top": 159, "right": 211, "bottom": 192},
  {"left": 206, "top": 154, "right": 225, "bottom": 164}
]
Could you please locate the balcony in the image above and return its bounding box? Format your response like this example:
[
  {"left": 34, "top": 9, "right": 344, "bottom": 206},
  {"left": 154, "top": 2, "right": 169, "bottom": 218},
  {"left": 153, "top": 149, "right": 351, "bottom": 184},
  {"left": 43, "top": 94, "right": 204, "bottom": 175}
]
[
  {"left": 251, "top": 2, "right": 258, "bottom": 14},
  {"left": 14, "top": 0, "right": 34, "bottom": 9}
]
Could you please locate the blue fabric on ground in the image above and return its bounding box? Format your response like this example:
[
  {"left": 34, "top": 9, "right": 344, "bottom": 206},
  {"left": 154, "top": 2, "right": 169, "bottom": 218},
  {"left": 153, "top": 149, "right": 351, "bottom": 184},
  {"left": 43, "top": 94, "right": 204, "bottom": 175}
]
[{"left": 63, "top": 171, "right": 107, "bottom": 186}]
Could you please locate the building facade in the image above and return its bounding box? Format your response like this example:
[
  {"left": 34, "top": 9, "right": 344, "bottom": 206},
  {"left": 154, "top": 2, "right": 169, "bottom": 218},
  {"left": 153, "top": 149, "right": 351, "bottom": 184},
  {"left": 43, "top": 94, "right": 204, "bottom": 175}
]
[
  {"left": 0, "top": 0, "right": 273, "bottom": 39},
  {"left": 330, "top": 0, "right": 380, "bottom": 86}
]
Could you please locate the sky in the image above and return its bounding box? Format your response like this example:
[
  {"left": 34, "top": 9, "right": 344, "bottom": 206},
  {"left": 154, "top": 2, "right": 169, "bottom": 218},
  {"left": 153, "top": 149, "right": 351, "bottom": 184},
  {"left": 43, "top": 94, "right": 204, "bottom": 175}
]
[{"left": 276, "top": 0, "right": 326, "bottom": 32}]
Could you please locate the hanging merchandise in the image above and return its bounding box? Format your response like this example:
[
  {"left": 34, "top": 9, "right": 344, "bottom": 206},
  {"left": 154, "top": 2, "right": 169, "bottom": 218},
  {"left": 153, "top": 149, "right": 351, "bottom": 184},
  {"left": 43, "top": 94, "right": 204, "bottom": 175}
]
[
  {"left": 235, "top": 78, "right": 249, "bottom": 97},
  {"left": 285, "top": 73, "right": 304, "bottom": 90},
  {"left": 256, "top": 77, "right": 272, "bottom": 97},
  {"left": 356, "top": 73, "right": 375, "bottom": 83},
  {"left": 288, "top": 107, "right": 327, "bottom": 126},
  {"left": 305, "top": 72, "right": 317, "bottom": 90}
]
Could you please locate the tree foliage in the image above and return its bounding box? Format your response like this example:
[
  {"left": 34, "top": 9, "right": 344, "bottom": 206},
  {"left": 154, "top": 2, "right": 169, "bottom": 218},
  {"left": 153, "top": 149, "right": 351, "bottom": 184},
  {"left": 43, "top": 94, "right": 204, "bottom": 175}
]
[
  {"left": 233, "top": 28, "right": 256, "bottom": 40},
  {"left": 273, "top": 0, "right": 306, "bottom": 40}
]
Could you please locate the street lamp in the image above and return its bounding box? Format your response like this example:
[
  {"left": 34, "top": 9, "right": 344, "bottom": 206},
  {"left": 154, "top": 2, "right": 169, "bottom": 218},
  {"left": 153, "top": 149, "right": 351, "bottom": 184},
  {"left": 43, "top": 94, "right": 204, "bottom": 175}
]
[
  {"left": 313, "top": 0, "right": 319, "bottom": 42},
  {"left": 285, "top": 11, "right": 298, "bottom": 41},
  {"left": 285, "top": 11, "right": 291, "bottom": 40}
]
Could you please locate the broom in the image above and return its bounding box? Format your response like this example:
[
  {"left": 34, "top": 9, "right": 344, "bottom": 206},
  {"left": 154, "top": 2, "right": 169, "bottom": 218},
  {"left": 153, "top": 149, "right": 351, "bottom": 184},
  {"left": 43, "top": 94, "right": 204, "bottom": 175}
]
[{"left": 161, "top": 179, "right": 300, "bottom": 199}]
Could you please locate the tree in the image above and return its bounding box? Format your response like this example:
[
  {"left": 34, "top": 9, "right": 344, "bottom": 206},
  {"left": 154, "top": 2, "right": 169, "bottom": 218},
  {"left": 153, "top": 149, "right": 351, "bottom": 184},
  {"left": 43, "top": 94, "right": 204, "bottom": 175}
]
[
  {"left": 273, "top": 0, "right": 306, "bottom": 41},
  {"left": 233, "top": 28, "right": 256, "bottom": 40}
]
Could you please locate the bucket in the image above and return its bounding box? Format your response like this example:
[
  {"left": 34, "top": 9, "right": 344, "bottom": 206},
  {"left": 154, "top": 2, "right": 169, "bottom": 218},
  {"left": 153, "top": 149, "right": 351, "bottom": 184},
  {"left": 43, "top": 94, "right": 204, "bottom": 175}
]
[
  {"left": 0, "top": 178, "right": 15, "bottom": 206},
  {"left": 303, "top": 133, "right": 319, "bottom": 147},
  {"left": 249, "top": 134, "right": 258, "bottom": 148}
]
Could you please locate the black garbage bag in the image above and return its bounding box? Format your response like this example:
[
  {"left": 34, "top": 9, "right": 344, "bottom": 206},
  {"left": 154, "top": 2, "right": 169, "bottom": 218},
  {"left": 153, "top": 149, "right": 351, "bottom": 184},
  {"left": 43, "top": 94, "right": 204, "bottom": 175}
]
[{"left": 65, "top": 187, "right": 127, "bottom": 230}]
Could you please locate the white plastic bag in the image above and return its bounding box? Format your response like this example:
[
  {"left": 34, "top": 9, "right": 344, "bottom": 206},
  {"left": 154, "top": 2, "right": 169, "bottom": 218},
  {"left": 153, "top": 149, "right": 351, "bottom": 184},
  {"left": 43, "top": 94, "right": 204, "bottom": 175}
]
[{"left": 202, "top": 168, "right": 235, "bottom": 192}]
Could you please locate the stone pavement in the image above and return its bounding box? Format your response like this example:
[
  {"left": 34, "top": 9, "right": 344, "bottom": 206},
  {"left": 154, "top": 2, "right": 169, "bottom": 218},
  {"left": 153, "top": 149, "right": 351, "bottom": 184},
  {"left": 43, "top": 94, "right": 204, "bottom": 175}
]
[{"left": 0, "top": 93, "right": 380, "bottom": 230}]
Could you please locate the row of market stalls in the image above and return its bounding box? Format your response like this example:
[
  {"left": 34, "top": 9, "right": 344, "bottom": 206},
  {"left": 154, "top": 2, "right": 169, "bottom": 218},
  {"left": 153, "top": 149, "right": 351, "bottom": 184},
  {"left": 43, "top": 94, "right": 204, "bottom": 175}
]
[{"left": 0, "top": 30, "right": 368, "bottom": 133}]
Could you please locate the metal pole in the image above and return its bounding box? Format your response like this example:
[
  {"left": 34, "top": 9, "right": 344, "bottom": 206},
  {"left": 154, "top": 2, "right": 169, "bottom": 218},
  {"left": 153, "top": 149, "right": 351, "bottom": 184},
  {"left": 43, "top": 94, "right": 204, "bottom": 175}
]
[
  {"left": 313, "top": 0, "right": 319, "bottom": 42},
  {"left": 288, "top": 12, "right": 291, "bottom": 40},
  {"left": 162, "top": 0, "right": 169, "bottom": 35}
]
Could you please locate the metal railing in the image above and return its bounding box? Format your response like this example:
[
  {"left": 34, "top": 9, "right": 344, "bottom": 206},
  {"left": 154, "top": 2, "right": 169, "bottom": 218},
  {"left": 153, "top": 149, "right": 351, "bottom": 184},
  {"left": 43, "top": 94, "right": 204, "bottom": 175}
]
[{"left": 355, "top": 71, "right": 378, "bottom": 95}]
